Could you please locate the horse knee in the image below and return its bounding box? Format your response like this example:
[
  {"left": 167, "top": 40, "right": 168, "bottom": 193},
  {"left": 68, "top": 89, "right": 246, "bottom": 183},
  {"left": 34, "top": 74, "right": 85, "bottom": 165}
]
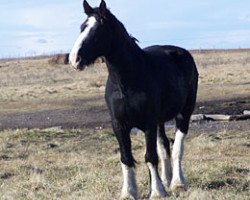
[{"left": 113, "top": 126, "right": 135, "bottom": 167}]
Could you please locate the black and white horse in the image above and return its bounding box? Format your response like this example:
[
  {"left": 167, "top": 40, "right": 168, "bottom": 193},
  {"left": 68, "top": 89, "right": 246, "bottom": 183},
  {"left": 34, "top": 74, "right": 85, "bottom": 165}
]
[{"left": 69, "top": 1, "right": 198, "bottom": 199}]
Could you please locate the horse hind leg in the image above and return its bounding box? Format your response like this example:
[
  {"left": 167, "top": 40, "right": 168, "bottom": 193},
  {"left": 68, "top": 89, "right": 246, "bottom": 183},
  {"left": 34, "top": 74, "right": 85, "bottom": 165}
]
[
  {"left": 171, "top": 88, "right": 197, "bottom": 192},
  {"left": 144, "top": 125, "right": 168, "bottom": 199},
  {"left": 170, "top": 112, "right": 192, "bottom": 192},
  {"left": 157, "top": 123, "right": 172, "bottom": 187}
]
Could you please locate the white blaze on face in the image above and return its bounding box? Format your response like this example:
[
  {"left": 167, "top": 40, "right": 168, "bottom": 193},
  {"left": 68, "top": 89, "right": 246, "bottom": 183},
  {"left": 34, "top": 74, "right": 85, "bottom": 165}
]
[{"left": 69, "top": 16, "right": 97, "bottom": 67}]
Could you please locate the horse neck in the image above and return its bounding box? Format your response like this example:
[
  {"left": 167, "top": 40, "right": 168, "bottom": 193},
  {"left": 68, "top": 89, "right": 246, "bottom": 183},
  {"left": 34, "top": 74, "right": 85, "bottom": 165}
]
[{"left": 105, "top": 20, "right": 145, "bottom": 85}]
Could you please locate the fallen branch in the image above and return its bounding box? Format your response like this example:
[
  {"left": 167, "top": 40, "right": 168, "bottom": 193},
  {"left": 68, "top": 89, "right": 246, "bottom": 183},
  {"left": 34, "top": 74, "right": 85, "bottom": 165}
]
[
  {"left": 229, "top": 114, "right": 250, "bottom": 121},
  {"left": 191, "top": 113, "right": 250, "bottom": 122},
  {"left": 243, "top": 110, "right": 250, "bottom": 115},
  {"left": 204, "top": 114, "right": 231, "bottom": 121}
]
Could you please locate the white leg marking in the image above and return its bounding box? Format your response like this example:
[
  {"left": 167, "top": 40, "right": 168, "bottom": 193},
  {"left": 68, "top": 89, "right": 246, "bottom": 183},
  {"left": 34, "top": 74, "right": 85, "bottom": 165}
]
[
  {"left": 147, "top": 163, "right": 168, "bottom": 199},
  {"left": 69, "top": 16, "right": 97, "bottom": 67},
  {"left": 170, "top": 129, "right": 187, "bottom": 191},
  {"left": 121, "top": 163, "right": 137, "bottom": 200},
  {"left": 157, "top": 134, "right": 172, "bottom": 187}
]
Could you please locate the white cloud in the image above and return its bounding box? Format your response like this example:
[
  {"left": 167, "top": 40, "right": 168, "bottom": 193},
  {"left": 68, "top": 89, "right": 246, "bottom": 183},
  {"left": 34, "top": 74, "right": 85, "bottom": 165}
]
[{"left": 36, "top": 39, "right": 48, "bottom": 44}]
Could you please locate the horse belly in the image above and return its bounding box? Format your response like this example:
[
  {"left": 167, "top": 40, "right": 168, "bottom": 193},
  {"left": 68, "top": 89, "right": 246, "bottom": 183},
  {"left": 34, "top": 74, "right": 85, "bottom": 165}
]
[{"left": 158, "top": 92, "right": 186, "bottom": 122}]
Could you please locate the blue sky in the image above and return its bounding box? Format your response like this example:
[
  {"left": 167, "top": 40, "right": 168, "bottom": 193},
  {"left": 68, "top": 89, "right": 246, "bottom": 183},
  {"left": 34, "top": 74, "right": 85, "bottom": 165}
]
[{"left": 0, "top": 0, "right": 250, "bottom": 58}]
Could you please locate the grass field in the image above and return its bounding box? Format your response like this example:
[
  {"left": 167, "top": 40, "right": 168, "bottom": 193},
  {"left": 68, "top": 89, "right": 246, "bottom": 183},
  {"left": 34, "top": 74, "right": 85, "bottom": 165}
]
[
  {"left": 0, "top": 49, "right": 250, "bottom": 199},
  {"left": 0, "top": 127, "right": 249, "bottom": 200}
]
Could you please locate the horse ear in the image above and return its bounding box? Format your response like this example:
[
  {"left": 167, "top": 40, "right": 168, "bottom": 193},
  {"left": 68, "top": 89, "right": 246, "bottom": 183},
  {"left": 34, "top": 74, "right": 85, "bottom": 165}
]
[
  {"left": 99, "top": 0, "right": 107, "bottom": 18},
  {"left": 83, "top": 0, "right": 93, "bottom": 15}
]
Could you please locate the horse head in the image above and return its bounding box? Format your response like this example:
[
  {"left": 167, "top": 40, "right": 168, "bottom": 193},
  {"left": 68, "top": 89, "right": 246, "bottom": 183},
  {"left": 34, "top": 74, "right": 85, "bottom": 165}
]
[{"left": 69, "top": 0, "right": 112, "bottom": 70}]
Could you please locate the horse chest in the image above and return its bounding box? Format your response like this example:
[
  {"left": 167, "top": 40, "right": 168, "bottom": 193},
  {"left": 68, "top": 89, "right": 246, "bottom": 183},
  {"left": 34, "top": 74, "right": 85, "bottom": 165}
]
[{"left": 107, "top": 90, "right": 149, "bottom": 124}]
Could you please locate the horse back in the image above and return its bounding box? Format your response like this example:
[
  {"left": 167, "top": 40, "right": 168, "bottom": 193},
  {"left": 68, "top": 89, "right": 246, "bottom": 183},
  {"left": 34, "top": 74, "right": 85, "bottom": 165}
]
[{"left": 143, "top": 45, "right": 198, "bottom": 82}]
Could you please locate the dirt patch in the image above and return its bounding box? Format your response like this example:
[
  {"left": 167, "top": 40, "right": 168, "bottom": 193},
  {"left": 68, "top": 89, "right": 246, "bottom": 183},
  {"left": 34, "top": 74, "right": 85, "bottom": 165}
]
[
  {"left": 0, "top": 97, "right": 109, "bottom": 130},
  {"left": 195, "top": 96, "right": 250, "bottom": 115},
  {"left": 0, "top": 95, "right": 249, "bottom": 131}
]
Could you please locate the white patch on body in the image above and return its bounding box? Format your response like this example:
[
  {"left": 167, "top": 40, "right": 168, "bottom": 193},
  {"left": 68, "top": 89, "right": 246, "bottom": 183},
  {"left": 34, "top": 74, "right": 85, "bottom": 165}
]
[
  {"left": 170, "top": 129, "right": 187, "bottom": 190},
  {"left": 120, "top": 163, "right": 137, "bottom": 200},
  {"left": 157, "top": 133, "right": 172, "bottom": 187},
  {"left": 69, "top": 16, "right": 97, "bottom": 68},
  {"left": 147, "top": 163, "right": 168, "bottom": 198}
]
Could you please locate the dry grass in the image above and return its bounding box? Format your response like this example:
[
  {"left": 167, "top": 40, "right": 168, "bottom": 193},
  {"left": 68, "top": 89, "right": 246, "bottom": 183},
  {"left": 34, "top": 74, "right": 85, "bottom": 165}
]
[
  {"left": 0, "top": 127, "right": 249, "bottom": 200},
  {"left": 192, "top": 49, "right": 250, "bottom": 102},
  {"left": 0, "top": 59, "right": 107, "bottom": 114}
]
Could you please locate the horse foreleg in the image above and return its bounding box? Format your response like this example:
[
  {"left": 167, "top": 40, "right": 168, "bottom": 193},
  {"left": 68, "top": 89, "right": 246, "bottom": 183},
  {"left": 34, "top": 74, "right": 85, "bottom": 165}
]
[
  {"left": 113, "top": 123, "right": 137, "bottom": 200},
  {"left": 157, "top": 124, "right": 172, "bottom": 187}
]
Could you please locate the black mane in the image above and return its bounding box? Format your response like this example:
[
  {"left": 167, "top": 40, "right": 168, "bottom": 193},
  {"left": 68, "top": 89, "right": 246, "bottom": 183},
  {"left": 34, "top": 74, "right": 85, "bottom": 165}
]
[{"left": 106, "top": 10, "right": 140, "bottom": 50}]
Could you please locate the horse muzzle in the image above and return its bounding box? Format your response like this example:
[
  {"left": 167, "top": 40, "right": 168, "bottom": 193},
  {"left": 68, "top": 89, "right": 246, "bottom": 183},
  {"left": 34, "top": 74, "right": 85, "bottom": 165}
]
[
  {"left": 73, "top": 63, "right": 87, "bottom": 71},
  {"left": 69, "top": 55, "right": 87, "bottom": 71}
]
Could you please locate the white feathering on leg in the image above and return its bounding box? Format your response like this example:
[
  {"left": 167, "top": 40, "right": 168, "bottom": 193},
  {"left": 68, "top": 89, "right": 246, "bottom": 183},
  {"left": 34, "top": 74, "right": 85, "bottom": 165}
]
[
  {"left": 120, "top": 163, "right": 137, "bottom": 200},
  {"left": 157, "top": 134, "right": 172, "bottom": 187},
  {"left": 147, "top": 163, "right": 168, "bottom": 198},
  {"left": 171, "top": 129, "right": 187, "bottom": 191}
]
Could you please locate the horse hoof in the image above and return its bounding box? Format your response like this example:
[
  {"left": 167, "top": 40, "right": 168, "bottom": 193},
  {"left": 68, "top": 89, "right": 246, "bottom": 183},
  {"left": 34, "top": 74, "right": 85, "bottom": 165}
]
[
  {"left": 173, "top": 185, "right": 186, "bottom": 192},
  {"left": 171, "top": 183, "right": 187, "bottom": 197},
  {"left": 162, "top": 179, "right": 171, "bottom": 188},
  {"left": 149, "top": 190, "right": 168, "bottom": 199},
  {"left": 120, "top": 193, "right": 137, "bottom": 200},
  {"left": 120, "top": 197, "right": 136, "bottom": 200}
]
